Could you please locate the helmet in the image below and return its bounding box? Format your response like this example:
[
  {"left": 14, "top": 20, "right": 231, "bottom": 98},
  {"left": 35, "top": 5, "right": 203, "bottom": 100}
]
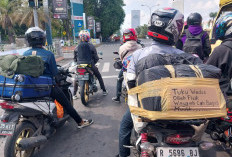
[
  {"left": 213, "top": 12, "right": 232, "bottom": 40},
  {"left": 187, "top": 13, "right": 202, "bottom": 26},
  {"left": 79, "top": 30, "right": 90, "bottom": 42},
  {"left": 25, "top": 27, "right": 46, "bottom": 47},
  {"left": 148, "top": 8, "right": 184, "bottom": 45},
  {"left": 123, "top": 28, "right": 138, "bottom": 43}
]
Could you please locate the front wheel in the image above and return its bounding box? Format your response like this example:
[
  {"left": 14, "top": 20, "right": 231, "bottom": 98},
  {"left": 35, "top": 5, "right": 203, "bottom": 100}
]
[
  {"left": 4, "top": 122, "right": 36, "bottom": 157},
  {"left": 80, "top": 81, "right": 89, "bottom": 106}
]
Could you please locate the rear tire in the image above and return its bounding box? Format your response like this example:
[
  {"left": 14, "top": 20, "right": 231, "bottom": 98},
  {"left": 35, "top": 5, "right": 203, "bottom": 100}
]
[
  {"left": 80, "top": 81, "right": 89, "bottom": 106},
  {"left": 4, "top": 122, "right": 36, "bottom": 157}
]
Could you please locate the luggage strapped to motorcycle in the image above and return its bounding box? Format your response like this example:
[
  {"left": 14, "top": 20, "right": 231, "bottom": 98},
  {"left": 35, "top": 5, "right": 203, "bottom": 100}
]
[{"left": 128, "top": 63, "right": 227, "bottom": 121}]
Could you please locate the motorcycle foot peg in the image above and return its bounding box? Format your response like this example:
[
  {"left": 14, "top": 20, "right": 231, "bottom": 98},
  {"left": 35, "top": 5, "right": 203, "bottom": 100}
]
[{"left": 123, "top": 145, "right": 135, "bottom": 149}]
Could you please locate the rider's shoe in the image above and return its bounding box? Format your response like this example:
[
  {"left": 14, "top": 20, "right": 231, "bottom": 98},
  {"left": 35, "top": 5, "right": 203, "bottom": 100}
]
[
  {"left": 73, "top": 95, "right": 78, "bottom": 100},
  {"left": 103, "top": 90, "right": 108, "bottom": 96},
  {"left": 77, "top": 119, "right": 93, "bottom": 129},
  {"left": 112, "top": 96, "right": 120, "bottom": 103}
]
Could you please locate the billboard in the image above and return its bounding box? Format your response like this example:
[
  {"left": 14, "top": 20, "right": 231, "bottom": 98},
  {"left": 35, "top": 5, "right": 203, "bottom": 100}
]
[
  {"left": 53, "top": 0, "right": 68, "bottom": 19},
  {"left": 70, "top": 0, "right": 83, "bottom": 37},
  {"left": 96, "top": 22, "right": 101, "bottom": 32},
  {"left": 87, "top": 16, "right": 95, "bottom": 30},
  {"left": 131, "top": 10, "right": 140, "bottom": 29}
]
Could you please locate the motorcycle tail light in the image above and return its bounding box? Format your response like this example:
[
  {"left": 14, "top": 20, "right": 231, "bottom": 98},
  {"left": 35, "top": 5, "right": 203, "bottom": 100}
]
[
  {"left": 0, "top": 101, "right": 15, "bottom": 109},
  {"left": 2, "top": 119, "right": 8, "bottom": 123},
  {"left": 165, "top": 134, "right": 192, "bottom": 145},
  {"left": 77, "top": 69, "right": 86, "bottom": 73}
]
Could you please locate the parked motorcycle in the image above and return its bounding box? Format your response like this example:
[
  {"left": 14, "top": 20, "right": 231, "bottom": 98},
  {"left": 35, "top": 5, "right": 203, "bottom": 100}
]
[
  {"left": 0, "top": 66, "right": 73, "bottom": 157},
  {"left": 129, "top": 120, "right": 214, "bottom": 157}
]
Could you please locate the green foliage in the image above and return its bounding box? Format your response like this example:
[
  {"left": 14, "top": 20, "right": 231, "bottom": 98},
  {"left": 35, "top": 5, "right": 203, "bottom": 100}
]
[
  {"left": 136, "top": 24, "right": 148, "bottom": 38},
  {"left": 84, "top": 0, "right": 125, "bottom": 40}
]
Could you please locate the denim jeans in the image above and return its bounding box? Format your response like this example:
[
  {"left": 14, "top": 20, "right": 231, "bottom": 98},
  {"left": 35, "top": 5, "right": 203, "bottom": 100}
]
[
  {"left": 119, "top": 109, "right": 133, "bottom": 157},
  {"left": 116, "top": 70, "right": 124, "bottom": 97}
]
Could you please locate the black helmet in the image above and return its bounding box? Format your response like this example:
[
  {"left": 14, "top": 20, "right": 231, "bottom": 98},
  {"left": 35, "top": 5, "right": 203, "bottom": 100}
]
[
  {"left": 148, "top": 8, "right": 184, "bottom": 46},
  {"left": 25, "top": 27, "right": 46, "bottom": 47},
  {"left": 187, "top": 13, "right": 202, "bottom": 26}
]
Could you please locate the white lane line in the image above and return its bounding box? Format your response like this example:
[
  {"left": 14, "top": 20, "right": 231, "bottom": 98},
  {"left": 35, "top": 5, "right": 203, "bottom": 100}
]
[
  {"left": 102, "top": 75, "right": 118, "bottom": 79},
  {"left": 102, "top": 62, "right": 110, "bottom": 72},
  {"left": 116, "top": 69, "right": 121, "bottom": 71}
]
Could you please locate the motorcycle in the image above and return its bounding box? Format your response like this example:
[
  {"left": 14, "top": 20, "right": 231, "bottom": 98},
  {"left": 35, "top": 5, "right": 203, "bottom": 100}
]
[
  {"left": 206, "top": 109, "right": 232, "bottom": 148},
  {"left": 0, "top": 66, "right": 73, "bottom": 157},
  {"left": 76, "top": 64, "right": 98, "bottom": 106},
  {"left": 129, "top": 119, "right": 214, "bottom": 157},
  {"left": 113, "top": 52, "right": 128, "bottom": 100}
]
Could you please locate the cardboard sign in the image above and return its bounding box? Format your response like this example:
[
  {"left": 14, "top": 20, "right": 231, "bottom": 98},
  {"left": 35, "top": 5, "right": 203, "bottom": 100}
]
[{"left": 168, "top": 86, "right": 220, "bottom": 112}]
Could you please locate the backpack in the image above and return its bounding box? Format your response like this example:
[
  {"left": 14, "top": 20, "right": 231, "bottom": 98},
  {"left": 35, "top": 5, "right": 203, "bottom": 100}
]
[
  {"left": 183, "top": 29, "right": 205, "bottom": 60},
  {"left": 76, "top": 42, "right": 92, "bottom": 64}
]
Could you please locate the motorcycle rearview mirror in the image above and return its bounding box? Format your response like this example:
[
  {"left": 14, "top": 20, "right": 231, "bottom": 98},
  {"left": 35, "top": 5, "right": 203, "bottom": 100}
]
[
  {"left": 113, "top": 52, "right": 119, "bottom": 54},
  {"left": 98, "top": 51, "right": 103, "bottom": 55}
]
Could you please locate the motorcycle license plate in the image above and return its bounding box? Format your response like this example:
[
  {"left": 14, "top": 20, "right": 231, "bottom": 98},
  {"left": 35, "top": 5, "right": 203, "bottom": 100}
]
[
  {"left": 157, "top": 147, "right": 199, "bottom": 157},
  {"left": 77, "top": 74, "right": 89, "bottom": 80},
  {"left": 0, "top": 122, "right": 16, "bottom": 136}
]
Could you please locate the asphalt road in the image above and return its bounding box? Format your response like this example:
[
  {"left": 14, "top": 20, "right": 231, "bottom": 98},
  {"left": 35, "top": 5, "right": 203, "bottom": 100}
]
[{"left": 0, "top": 40, "right": 232, "bottom": 157}]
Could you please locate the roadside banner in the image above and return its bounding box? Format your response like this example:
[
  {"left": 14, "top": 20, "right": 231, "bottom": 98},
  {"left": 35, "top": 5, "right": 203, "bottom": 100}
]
[
  {"left": 87, "top": 16, "right": 95, "bottom": 30},
  {"left": 96, "top": 22, "right": 101, "bottom": 32},
  {"left": 53, "top": 0, "right": 68, "bottom": 19}
]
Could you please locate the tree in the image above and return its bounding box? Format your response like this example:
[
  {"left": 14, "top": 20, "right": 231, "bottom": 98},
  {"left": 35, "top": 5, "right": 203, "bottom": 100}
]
[
  {"left": 0, "top": 0, "right": 23, "bottom": 43},
  {"left": 84, "top": 0, "right": 125, "bottom": 40},
  {"left": 209, "top": 12, "right": 217, "bottom": 22},
  {"left": 136, "top": 24, "right": 148, "bottom": 38}
]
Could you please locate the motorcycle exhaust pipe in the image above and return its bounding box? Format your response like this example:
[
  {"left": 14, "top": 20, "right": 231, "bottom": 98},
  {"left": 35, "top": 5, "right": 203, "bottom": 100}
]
[{"left": 18, "top": 135, "right": 47, "bottom": 150}]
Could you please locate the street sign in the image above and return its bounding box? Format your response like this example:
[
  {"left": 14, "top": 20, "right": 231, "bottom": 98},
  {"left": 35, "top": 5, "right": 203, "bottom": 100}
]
[
  {"left": 77, "top": 21, "right": 83, "bottom": 27},
  {"left": 63, "top": 31, "right": 66, "bottom": 36},
  {"left": 87, "top": 16, "right": 94, "bottom": 30},
  {"left": 96, "top": 22, "right": 101, "bottom": 32},
  {"left": 52, "top": 0, "right": 68, "bottom": 19}
]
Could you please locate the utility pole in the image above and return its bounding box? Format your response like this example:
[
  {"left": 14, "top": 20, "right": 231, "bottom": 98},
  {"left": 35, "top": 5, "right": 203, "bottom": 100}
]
[
  {"left": 33, "top": 0, "right": 39, "bottom": 27},
  {"left": 43, "top": 0, "right": 53, "bottom": 46}
]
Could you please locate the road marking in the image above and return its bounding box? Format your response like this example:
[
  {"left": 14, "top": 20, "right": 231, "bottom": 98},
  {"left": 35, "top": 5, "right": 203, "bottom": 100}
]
[
  {"left": 102, "top": 62, "right": 110, "bottom": 72},
  {"left": 102, "top": 75, "right": 118, "bottom": 79},
  {"left": 116, "top": 69, "right": 121, "bottom": 71}
]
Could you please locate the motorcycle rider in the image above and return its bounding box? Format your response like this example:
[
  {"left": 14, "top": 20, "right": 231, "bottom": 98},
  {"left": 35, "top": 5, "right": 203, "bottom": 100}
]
[
  {"left": 74, "top": 30, "right": 108, "bottom": 95},
  {"left": 206, "top": 12, "right": 232, "bottom": 107},
  {"left": 112, "top": 28, "right": 142, "bottom": 103},
  {"left": 116, "top": 8, "right": 184, "bottom": 157},
  {"left": 23, "top": 27, "right": 93, "bottom": 129},
  {"left": 180, "top": 13, "right": 211, "bottom": 61}
]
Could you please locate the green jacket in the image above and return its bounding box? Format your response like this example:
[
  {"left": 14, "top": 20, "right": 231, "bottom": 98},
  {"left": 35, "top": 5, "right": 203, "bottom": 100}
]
[{"left": 0, "top": 55, "right": 44, "bottom": 78}]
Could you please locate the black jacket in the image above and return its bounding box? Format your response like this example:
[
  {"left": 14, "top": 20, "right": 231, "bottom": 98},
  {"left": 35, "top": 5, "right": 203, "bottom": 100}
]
[
  {"left": 74, "top": 42, "right": 99, "bottom": 65},
  {"left": 206, "top": 39, "right": 232, "bottom": 95}
]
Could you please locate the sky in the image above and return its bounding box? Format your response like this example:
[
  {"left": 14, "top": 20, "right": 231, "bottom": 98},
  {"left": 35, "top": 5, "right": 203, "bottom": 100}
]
[{"left": 122, "top": 0, "right": 220, "bottom": 30}]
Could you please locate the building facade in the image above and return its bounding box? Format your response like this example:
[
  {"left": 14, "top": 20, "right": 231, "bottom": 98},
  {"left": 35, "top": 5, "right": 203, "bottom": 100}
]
[{"left": 131, "top": 10, "right": 141, "bottom": 29}]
